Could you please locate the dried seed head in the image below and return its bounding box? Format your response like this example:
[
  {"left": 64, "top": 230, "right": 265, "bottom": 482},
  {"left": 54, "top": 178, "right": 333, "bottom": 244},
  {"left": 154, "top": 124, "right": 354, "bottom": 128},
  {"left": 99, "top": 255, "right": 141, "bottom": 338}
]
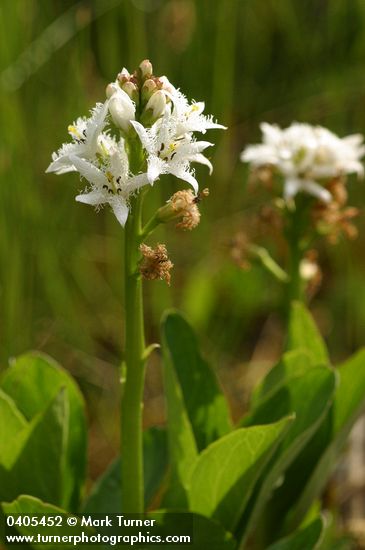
[
  {"left": 157, "top": 189, "right": 208, "bottom": 230},
  {"left": 139, "top": 243, "right": 174, "bottom": 285},
  {"left": 172, "top": 189, "right": 201, "bottom": 230},
  {"left": 312, "top": 200, "right": 360, "bottom": 244},
  {"left": 327, "top": 176, "right": 348, "bottom": 206}
]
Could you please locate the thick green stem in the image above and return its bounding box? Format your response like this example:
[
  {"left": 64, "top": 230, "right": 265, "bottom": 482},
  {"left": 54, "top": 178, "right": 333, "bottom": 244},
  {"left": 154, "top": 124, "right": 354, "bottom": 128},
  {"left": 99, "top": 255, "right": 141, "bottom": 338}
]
[
  {"left": 287, "top": 232, "right": 302, "bottom": 305},
  {"left": 121, "top": 192, "right": 146, "bottom": 513},
  {"left": 285, "top": 199, "right": 309, "bottom": 321}
]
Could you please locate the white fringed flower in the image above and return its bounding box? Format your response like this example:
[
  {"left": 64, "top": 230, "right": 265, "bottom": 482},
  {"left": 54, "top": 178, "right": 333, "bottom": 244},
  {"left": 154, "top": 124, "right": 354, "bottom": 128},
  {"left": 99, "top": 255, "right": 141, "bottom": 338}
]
[
  {"left": 46, "top": 102, "right": 109, "bottom": 175},
  {"left": 132, "top": 90, "right": 225, "bottom": 191},
  {"left": 71, "top": 140, "right": 149, "bottom": 226},
  {"left": 47, "top": 60, "right": 225, "bottom": 225},
  {"left": 171, "top": 89, "right": 226, "bottom": 135},
  {"left": 132, "top": 117, "right": 213, "bottom": 192},
  {"left": 241, "top": 122, "right": 365, "bottom": 203}
]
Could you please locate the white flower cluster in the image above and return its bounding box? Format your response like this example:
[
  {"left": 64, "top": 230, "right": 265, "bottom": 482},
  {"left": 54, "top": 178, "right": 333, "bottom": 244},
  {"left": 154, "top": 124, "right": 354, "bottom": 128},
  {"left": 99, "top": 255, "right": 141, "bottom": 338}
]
[
  {"left": 47, "top": 61, "right": 225, "bottom": 226},
  {"left": 241, "top": 122, "right": 365, "bottom": 203}
]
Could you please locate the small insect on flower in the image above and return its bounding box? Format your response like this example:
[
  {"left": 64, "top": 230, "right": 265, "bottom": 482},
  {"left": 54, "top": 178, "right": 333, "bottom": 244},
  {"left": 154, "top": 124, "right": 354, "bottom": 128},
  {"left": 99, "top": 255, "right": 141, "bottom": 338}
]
[{"left": 241, "top": 122, "right": 365, "bottom": 204}]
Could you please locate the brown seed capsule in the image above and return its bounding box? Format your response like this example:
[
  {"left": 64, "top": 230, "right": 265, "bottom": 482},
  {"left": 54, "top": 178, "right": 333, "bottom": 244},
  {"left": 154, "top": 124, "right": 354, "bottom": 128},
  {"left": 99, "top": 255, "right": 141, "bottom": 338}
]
[
  {"left": 157, "top": 189, "right": 208, "bottom": 230},
  {"left": 139, "top": 243, "right": 174, "bottom": 285}
]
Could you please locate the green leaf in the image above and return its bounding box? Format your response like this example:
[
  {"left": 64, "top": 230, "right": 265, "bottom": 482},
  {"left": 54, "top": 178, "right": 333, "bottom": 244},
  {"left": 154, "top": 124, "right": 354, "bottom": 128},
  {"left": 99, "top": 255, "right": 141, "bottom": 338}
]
[
  {"left": 0, "top": 352, "right": 87, "bottom": 511},
  {"left": 266, "top": 515, "right": 325, "bottom": 550},
  {"left": 148, "top": 510, "right": 237, "bottom": 549},
  {"left": 1, "top": 495, "right": 92, "bottom": 550},
  {"left": 188, "top": 416, "right": 294, "bottom": 533},
  {"left": 162, "top": 310, "right": 231, "bottom": 451},
  {"left": 274, "top": 348, "right": 365, "bottom": 533},
  {"left": 251, "top": 349, "right": 314, "bottom": 407},
  {"left": 161, "top": 316, "right": 199, "bottom": 509},
  {"left": 238, "top": 366, "right": 336, "bottom": 546},
  {"left": 0, "top": 390, "right": 68, "bottom": 507},
  {"left": 286, "top": 302, "right": 329, "bottom": 365},
  {"left": 83, "top": 427, "right": 167, "bottom": 513},
  {"left": 0, "top": 390, "right": 27, "bottom": 467}
]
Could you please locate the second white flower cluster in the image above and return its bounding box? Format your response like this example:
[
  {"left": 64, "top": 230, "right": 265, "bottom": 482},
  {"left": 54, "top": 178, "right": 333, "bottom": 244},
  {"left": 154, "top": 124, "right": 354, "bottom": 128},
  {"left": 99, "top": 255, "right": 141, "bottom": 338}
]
[{"left": 241, "top": 122, "right": 365, "bottom": 203}]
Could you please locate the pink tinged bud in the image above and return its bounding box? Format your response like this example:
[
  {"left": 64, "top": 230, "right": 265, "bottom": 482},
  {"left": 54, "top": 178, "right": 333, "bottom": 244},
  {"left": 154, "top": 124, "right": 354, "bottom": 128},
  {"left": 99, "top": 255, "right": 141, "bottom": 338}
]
[
  {"left": 118, "top": 67, "right": 130, "bottom": 83},
  {"left": 139, "top": 59, "right": 153, "bottom": 79},
  {"left": 145, "top": 90, "right": 167, "bottom": 119},
  {"left": 108, "top": 89, "right": 135, "bottom": 132}
]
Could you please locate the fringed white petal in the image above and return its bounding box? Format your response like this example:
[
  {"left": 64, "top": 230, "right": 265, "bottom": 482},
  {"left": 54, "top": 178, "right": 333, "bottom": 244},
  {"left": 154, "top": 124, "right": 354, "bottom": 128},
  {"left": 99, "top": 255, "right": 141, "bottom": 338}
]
[
  {"left": 147, "top": 156, "right": 165, "bottom": 184},
  {"left": 75, "top": 190, "right": 105, "bottom": 205},
  {"left": 46, "top": 157, "right": 76, "bottom": 174},
  {"left": 260, "top": 122, "right": 282, "bottom": 145},
  {"left": 130, "top": 121, "right": 154, "bottom": 153},
  {"left": 109, "top": 198, "right": 129, "bottom": 226},
  {"left": 189, "top": 153, "right": 213, "bottom": 174},
  {"left": 284, "top": 177, "right": 301, "bottom": 201},
  {"left": 69, "top": 156, "right": 107, "bottom": 188},
  {"left": 126, "top": 173, "right": 150, "bottom": 194},
  {"left": 169, "top": 166, "right": 199, "bottom": 193},
  {"left": 301, "top": 179, "right": 332, "bottom": 203}
]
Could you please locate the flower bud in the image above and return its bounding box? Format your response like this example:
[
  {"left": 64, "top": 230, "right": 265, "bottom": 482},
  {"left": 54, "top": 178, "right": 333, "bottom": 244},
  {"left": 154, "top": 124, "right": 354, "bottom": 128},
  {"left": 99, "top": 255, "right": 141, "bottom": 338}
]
[
  {"left": 120, "top": 81, "right": 139, "bottom": 104},
  {"left": 139, "top": 59, "right": 153, "bottom": 80},
  {"left": 108, "top": 88, "right": 135, "bottom": 133},
  {"left": 117, "top": 67, "right": 130, "bottom": 84},
  {"left": 145, "top": 90, "right": 167, "bottom": 120},
  {"left": 106, "top": 82, "right": 119, "bottom": 99},
  {"left": 142, "top": 79, "right": 157, "bottom": 102}
]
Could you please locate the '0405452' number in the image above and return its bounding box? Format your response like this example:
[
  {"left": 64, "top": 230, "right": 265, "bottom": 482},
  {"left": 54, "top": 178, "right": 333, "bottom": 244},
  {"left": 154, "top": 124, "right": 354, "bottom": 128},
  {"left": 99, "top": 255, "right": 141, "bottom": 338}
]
[{"left": 6, "top": 515, "right": 63, "bottom": 527}]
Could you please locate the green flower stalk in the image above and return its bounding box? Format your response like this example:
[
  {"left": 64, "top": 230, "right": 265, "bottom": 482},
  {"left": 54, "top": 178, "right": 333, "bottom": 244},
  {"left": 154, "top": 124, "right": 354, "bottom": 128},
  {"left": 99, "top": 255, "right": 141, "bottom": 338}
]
[{"left": 46, "top": 60, "right": 225, "bottom": 513}]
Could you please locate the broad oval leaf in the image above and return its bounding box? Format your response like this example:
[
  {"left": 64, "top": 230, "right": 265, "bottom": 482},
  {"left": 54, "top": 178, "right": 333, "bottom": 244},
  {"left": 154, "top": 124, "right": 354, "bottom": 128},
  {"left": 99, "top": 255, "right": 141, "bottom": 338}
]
[
  {"left": 266, "top": 515, "right": 325, "bottom": 550},
  {"left": 161, "top": 318, "right": 198, "bottom": 509},
  {"left": 0, "top": 390, "right": 27, "bottom": 467},
  {"left": 148, "top": 510, "right": 237, "bottom": 549},
  {"left": 188, "top": 416, "right": 294, "bottom": 533},
  {"left": 251, "top": 349, "right": 313, "bottom": 407},
  {"left": 275, "top": 348, "right": 365, "bottom": 533},
  {"left": 1, "top": 495, "right": 93, "bottom": 550},
  {"left": 286, "top": 302, "right": 329, "bottom": 365},
  {"left": 0, "top": 352, "right": 87, "bottom": 511},
  {"left": 0, "top": 390, "right": 68, "bottom": 508},
  {"left": 238, "top": 366, "right": 336, "bottom": 546},
  {"left": 162, "top": 310, "right": 231, "bottom": 451}
]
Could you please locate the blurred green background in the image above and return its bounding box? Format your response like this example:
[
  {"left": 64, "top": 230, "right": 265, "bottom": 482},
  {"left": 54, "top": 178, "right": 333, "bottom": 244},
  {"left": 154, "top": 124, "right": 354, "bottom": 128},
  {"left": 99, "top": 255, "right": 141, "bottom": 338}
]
[{"left": 1, "top": 0, "right": 365, "bottom": 473}]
